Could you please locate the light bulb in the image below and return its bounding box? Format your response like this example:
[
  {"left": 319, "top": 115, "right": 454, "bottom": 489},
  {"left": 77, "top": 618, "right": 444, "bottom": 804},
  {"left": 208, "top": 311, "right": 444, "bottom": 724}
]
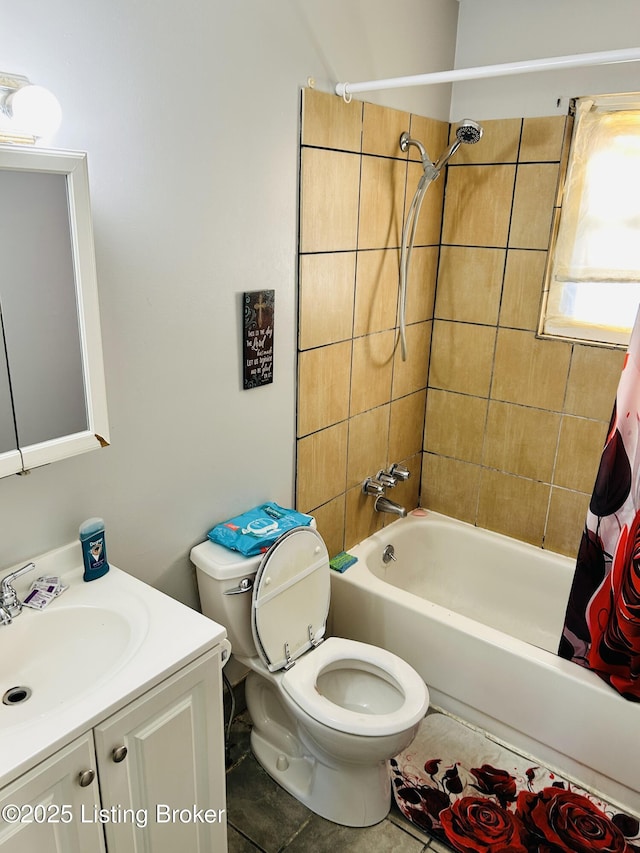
[{"left": 7, "top": 84, "right": 62, "bottom": 139}]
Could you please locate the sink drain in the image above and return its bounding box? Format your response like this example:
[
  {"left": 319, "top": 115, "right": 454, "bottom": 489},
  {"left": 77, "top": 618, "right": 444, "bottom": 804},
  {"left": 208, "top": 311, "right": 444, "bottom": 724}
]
[{"left": 3, "top": 686, "right": 32, "bottom": 706}]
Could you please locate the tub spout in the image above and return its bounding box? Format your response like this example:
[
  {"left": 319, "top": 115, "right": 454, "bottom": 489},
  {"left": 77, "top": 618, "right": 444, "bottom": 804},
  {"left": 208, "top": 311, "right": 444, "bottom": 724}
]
[{"left": 374, "top": 495, "right": 407, "bottom": 518}]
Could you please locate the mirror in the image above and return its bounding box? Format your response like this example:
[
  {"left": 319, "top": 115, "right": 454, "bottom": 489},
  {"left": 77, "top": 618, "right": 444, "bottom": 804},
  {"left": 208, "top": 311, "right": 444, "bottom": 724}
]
[
  {"left": 0, "top": 316, "right": 17, "bottom": 455},
  {"left": 0, "top": 146, "right": 109, "bottom": 477}
]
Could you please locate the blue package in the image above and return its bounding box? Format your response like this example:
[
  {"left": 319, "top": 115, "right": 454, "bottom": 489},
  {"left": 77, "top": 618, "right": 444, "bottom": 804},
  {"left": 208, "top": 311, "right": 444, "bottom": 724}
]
[{"left": 207, "top": 502, "right": 313, "bottom": 556}]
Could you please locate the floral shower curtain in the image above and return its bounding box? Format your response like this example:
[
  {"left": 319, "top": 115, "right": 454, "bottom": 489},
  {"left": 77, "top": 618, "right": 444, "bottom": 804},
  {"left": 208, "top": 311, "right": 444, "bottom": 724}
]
[{"left": 559, "top": 309, "right": 640, "bottom": 700}]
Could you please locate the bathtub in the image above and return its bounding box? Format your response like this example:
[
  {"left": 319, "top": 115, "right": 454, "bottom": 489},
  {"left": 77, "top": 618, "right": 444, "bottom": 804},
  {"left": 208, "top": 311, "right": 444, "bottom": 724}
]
[{"left": 329, "top": 509, "right": 640, "bottom": 815}]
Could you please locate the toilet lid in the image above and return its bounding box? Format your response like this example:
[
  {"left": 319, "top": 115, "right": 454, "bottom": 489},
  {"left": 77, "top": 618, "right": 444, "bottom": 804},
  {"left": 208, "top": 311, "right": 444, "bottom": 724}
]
[{"left": 251, "top": 526, "right": 330, "bottom": 672}]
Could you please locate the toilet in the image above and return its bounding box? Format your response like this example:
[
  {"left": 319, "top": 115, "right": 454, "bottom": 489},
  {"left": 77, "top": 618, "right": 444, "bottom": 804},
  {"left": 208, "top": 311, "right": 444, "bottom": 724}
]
[{"left": 191, "top": 525, "right": 429, "bottom": 827}]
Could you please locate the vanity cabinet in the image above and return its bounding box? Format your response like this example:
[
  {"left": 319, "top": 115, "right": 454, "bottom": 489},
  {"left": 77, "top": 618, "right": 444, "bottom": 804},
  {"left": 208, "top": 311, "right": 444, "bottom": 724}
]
[
  {"left": 95, "top": 648, "right": 226, "bottom": 852},
  {"left": 0, "top": 649, "right": 226, "bottom": 853},
  {"left": 0, "top": 733, "right": 104, "bottom": 853}
]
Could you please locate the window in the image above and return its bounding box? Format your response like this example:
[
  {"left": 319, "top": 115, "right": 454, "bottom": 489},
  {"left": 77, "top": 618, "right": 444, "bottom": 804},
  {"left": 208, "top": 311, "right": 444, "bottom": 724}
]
[{"left": 541, "top": 94, "right": 640, "bottom": 346}]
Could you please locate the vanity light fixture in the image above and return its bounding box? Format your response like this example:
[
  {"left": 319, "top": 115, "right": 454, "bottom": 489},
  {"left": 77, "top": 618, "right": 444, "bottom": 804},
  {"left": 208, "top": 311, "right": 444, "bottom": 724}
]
[{"left": 0, "top": 72, "right": 62, "bottom": 144}]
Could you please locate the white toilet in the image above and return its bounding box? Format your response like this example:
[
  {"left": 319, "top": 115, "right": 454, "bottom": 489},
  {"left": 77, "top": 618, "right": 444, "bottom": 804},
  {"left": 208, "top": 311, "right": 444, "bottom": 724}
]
[{"left": 191, "top": 524, "right": 429, "bottom": 827}]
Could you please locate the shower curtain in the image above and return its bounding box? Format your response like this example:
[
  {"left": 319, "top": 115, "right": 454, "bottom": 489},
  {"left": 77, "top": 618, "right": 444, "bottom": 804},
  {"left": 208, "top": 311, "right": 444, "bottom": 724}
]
[{"left": 559, "top": 309, "right": 640, "bottom": 701}]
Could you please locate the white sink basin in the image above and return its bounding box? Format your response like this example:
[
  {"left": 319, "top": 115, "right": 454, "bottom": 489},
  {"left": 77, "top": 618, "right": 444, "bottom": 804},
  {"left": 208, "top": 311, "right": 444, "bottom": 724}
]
[
  {"left": 0, "top": 540, "right": 226, "bottom": 788},
  {"left": 0, "top": 604, "right": 140, "bottom": 727}
]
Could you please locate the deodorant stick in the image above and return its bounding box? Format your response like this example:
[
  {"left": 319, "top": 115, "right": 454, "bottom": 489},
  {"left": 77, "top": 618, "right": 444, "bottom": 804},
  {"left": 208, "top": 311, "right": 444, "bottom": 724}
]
[{"left": 79, "top": 517, "right": 110, "bottom": 581}]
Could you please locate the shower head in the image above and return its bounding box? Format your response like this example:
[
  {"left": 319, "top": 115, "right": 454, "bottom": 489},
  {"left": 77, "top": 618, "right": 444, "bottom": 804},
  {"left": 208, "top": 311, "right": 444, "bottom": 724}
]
[
  {"left": 434, "top": 119, "right": 484, "bottom": 172},
  {"left": 455, "top": 119, "right": 483, "bottom": 145}
]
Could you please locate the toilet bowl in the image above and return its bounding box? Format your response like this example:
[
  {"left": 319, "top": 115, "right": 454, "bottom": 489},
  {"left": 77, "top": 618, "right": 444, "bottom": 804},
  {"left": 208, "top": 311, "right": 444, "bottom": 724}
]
[{"left": 191, "top": 524, "right": 429, "bottom": 827}]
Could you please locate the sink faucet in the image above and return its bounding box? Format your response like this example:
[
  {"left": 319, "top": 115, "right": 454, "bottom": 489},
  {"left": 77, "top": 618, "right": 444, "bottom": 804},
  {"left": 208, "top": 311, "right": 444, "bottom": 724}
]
[{"left": 0, "top": 562, "right": 35, "bottom": 625}]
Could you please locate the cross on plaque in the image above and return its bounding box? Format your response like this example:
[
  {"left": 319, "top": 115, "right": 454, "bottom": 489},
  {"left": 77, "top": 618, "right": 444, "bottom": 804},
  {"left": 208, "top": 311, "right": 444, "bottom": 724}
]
[{"left": 254, "top": 294, "right": 267, "bottom": 328}]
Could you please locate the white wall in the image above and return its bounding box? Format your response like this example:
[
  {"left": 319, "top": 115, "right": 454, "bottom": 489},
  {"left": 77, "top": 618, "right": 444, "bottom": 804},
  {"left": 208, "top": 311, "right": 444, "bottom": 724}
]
[
  {"left": 299, "top": 0, "right": 458, "bottom": 116},
  {"left": 0, "top": 0, "right": 458, "bottom": 606},
  {"left": 453, "top": 0, "right": 640, "bottom": 119}
]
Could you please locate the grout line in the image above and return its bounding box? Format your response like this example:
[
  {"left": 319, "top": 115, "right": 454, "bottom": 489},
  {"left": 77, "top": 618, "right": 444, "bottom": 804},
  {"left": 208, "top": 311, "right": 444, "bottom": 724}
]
[
  {"left": 228, "top": 824, "right": 267, "bottom": 852},
  {"left": 342, "top": 112, "right": 366, "bottom": 544}
]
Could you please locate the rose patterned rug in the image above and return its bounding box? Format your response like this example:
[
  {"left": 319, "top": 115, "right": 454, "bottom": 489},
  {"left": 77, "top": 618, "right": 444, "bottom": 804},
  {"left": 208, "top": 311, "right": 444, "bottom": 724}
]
[{"left": 391, "top": 712, "right": 640, "bottom": 853}]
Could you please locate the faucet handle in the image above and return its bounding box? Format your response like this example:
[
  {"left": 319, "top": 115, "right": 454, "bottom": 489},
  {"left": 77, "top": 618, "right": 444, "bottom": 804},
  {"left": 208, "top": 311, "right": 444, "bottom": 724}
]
[
  {"left": 0, "top": 562, "right": 35, "bottom": 616},
  {"left": 389, "top": 463, "right": 410, "bottom": 482},
  {"left": 376, "top": 470, "right": 397, "bottom": 489},
  {"left": 362, "top": 477, "right": 385, "bottom": 497},
  {"left": 1, "top": 561, "right": 35, "bottom": 590}
]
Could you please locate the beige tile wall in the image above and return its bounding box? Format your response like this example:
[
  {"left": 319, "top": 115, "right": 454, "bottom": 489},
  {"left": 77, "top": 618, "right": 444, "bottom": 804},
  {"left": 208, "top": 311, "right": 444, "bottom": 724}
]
[
  {"left": 422, "top": 116, "right": 625, "bottom": 556},
  {"left": 297, "top": 92, "right": 626, "bottom": 560},
  {"left": 296, "top": 89, "right": 446, "bottom": 556}
]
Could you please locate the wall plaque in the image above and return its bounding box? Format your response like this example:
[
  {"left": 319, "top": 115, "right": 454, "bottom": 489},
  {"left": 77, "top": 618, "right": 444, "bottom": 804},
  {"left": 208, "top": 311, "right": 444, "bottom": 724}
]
[{"left": 242, "top": 289, "right": 274, "bottom": 389}]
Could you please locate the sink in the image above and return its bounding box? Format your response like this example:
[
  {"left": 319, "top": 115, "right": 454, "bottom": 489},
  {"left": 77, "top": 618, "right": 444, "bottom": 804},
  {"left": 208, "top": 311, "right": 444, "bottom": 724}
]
[
  {"left": 0, "top": 551, "right": 151, "bottom": 734},
  {"left": 0, "top": 540, "right": 226, "bottom": 789},
  {"left": 0, "top": 604, "right": 139, "bottom": 727}
]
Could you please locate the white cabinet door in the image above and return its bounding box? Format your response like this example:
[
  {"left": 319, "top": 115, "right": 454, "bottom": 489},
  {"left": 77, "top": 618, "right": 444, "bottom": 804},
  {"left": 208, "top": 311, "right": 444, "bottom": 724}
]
[
  {"left": 94, "top": 649, "right": 226, "bottom": 853},
  {"left": 0, "top": 733, "right": 105, "bottom": 853}
]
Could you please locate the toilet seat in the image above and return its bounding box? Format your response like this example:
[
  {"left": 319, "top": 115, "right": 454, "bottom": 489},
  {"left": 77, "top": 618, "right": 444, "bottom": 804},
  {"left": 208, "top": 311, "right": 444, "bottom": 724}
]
[
  {"left": 282, "top": 637, "right": 428, "bottom": 736},
  {"left": 251, "top": 526, "right": 330, "bottom": 672}
]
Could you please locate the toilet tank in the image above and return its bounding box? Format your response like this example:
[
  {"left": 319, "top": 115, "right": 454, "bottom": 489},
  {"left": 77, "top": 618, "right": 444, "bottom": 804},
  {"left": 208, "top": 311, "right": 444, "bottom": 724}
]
[{"left": 190, "top": 539, "right": 262, "bottom": 658}]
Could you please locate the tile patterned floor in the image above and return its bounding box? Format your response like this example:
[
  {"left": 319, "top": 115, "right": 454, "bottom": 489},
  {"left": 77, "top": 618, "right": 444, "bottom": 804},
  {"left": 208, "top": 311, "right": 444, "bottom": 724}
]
[{"left": 225, "top": 711, "right": 450, "bottom": 853}]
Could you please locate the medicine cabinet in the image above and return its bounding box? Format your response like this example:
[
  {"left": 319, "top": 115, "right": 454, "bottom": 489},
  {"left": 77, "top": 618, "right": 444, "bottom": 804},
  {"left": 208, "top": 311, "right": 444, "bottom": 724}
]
[{"left": 0, "top": 145, "right": 109, "bottom": 477}]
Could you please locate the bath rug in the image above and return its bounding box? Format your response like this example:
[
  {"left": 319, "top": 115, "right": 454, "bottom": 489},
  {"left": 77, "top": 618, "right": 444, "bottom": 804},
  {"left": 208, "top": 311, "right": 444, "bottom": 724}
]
[{"left": 391, "top": 712, "right": 640, "bottom": 852}]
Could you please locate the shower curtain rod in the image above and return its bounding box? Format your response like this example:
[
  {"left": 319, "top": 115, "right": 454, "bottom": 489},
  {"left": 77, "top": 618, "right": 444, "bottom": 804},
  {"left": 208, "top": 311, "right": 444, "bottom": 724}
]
[{"left": 334, "top": 46, "right": 640, "bottom": 99}]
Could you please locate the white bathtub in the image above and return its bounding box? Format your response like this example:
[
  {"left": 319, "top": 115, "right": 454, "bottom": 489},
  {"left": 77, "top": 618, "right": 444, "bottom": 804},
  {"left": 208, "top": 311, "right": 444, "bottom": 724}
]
[{"left": 329, "top": 509, "right": 640, "bottom": 815}]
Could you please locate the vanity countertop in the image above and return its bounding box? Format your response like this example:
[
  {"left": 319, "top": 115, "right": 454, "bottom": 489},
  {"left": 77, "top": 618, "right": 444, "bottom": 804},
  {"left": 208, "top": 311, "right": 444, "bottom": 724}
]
[{"left": 0, "top": 541, "right": 226, "bottom": 788}]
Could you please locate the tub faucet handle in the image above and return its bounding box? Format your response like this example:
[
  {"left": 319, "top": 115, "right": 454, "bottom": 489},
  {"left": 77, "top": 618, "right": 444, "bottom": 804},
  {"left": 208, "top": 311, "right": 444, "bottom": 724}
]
[
  {"left": 389, "top": 463, "right": 410, "bottom": 482},
  {"left": 362, "top": 477, "right": 385, "bottom": 497},
  {"left": 376, "top": 470, "right": 397, "bottom": 489}
]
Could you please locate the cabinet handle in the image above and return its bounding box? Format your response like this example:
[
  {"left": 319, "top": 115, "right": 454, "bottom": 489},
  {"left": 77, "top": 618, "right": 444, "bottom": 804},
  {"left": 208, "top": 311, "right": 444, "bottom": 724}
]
[
  {"left": 112, "top": 745, "right": 128, "bottom": 763},
  {"left": 78, "top": 769, "right": 95, "bottom": 787}
]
